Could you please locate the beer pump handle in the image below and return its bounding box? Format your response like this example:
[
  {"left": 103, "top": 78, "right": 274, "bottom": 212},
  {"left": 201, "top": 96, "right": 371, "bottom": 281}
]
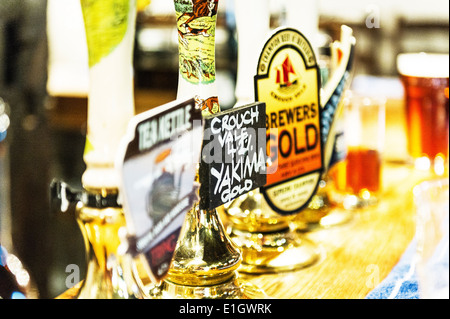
[
  {"left": 321, "top": 25, "right": 355, "bottom": 108},
  {"left": 80, "top": 0, "right": 137, "bottom": 191},
  {"left": 234, "top": 0, "right": 270, "bottom": 107},
  {"left": 320, "top": 25, "right": 356, "bottom": 172},
  {"left": 284, "top": 0, "right": 319, "bottom": 43}
]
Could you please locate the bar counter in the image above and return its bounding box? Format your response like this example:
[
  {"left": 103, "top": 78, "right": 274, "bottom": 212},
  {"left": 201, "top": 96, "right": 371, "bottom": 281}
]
[
  {"left": 241, "top": 162, "right": 429, "bottom": 299},
  {"left": 57, "top": 95, "right": 446, "bottom": 299}
]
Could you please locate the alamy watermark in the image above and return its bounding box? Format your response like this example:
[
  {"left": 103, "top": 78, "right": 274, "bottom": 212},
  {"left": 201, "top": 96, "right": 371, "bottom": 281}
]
[
  {"left": 366, "top": 264, "right": 381, "bottom": 289},
  {"left": 366, "top": 4, "right": 381, "bottom": 29},
  {"left": 65, "top": 264, "right": 80, "bottom": 289}
]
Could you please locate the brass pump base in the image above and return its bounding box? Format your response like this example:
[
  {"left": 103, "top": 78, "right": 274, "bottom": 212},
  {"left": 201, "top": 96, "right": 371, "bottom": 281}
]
[
  {"left": 228, "top": 227, "right": 320, "bottom": 274},
  {"left": 294, "top": 181, "right": 353, "bottom": 232},
  {"left": 147, "top": 273, "right": 266, "bottom": 299},
  {"left": 140, "top": 204, "right": 267, "bottom": 299},
  {"left": 224, "top": 191, "right": 321, "bottom": 274},
  {"left": 75, "top": 189, "right": 142, "bottom": 299}
]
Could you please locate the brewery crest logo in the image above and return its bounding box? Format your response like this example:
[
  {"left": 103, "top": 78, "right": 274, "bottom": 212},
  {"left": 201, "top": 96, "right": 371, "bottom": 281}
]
[{"left": 255, "top": 28, "right": 323, "bottom": 215}]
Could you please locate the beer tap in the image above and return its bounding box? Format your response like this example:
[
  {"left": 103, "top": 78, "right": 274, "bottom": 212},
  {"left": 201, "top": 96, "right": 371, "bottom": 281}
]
[
  {"left": 50, "top": 0, "right": 143, "bottom": 299},
  {"left": 224, "top": 20, "right": 356, "bottom": 273},
  {"left": 144, "top": 0, "right": 266, "bottom": 299}
]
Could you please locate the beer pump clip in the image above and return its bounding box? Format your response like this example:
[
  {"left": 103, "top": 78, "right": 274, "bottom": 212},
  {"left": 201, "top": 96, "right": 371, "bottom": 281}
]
[{"left": 224, "top": 25, "right": 356, "bottom": 274}]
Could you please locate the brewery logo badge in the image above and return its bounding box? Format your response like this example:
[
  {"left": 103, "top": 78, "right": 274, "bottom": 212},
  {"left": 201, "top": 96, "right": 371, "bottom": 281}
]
[
  {"left": 116, "top": 98, "right": 203, "bottom": 283},
  {"left": 199, "top": 102, "right": 268, "bottom": 210},
  {"left": 255, "top": 28, "right": 324, "bottom": 215}
]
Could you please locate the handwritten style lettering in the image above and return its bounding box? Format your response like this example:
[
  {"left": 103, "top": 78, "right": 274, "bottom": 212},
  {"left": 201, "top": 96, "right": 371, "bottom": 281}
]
[{"left": 200, "top": 103, "right": 267, "bottom": 209}]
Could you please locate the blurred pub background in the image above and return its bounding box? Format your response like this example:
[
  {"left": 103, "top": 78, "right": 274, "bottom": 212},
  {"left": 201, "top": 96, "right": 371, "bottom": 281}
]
[{"left": 0, "top": 0, "right": 448, "bottom": 298}]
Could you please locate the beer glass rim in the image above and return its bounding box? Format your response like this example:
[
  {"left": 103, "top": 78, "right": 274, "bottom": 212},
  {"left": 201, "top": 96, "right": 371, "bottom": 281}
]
[
  {"left": 397, "top": 52, "right": 449, "bottom": 79},
  {"left": 348, "top": 91, "right": 387, "bottom": 106}
]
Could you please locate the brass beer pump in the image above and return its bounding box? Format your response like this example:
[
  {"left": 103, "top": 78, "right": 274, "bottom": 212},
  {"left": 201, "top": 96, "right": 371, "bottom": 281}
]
[
  {"left": 288, "top": 0, "right": 353, "bottom": 229},
  {"left": 224, "top": 19, "right": 356, "bottom": 273},
  {"left": 51, "top": 0, "right": 143, "bottom": 299},
  {"left": 144, "top": 0, "right": 266, "bottom": 299},
  {"left": 223, "top": 0, "right": 318, "bottom": 274}
]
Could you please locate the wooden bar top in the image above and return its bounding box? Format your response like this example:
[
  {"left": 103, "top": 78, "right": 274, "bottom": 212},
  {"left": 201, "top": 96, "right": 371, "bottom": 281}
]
[
  {"left": 240, "top": 97, "right": 445, "bottom": 299},
  {"left": 57, "top": 97, "right": 447, "bottom": 299},
  {"left": 241, "top": 162, "right": 436, "bottom": 299}
]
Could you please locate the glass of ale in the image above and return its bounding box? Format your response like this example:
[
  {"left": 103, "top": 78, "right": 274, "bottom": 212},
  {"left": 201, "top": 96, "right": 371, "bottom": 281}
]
[
  {"left": 397, "top": 53, "right": 449, "bottom": 175},
  {"left": 329, "top": 92, "right": 386, "bottom": 209}
]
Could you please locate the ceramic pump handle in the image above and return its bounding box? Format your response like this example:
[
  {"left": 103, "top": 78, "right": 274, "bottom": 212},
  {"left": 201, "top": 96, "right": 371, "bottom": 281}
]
[
  {"left": 174, "top": 0, "right": 221, "bottom": 116},
  {"left": 80, "top": 0, "right": 137, "bottom": 190},
  {"left": 234, "top": 0, "right": 270, "bottom": 108},
  {"left": 284, "top": 0, "right": 319, "bottom": 44}
]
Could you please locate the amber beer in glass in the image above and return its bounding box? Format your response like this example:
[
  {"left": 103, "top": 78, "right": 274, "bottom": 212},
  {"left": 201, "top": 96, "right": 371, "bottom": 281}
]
[
  {"left": 397, "top": 53, "right": 449, "bottom": 172},
  {"left": 329, "top": 93, "right": 385, "bottom": 209},
  {"left": 332, "top": 147, "right": 382, "bottom": 196}
]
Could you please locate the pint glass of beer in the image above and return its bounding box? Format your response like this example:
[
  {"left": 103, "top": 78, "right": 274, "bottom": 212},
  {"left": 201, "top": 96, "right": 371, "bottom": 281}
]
[
  {"left": 328, "top": 92, "right": 386, "bottom": 209},
  {"left": 397, "top": 53, "right": 449, "bottom": 174}
]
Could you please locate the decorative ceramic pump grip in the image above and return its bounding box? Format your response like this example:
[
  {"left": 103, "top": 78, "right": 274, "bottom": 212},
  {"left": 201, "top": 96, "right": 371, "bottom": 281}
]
[
  {"left": 174, "top": 0, "right": 220, "bottom": 116},
  {"left": 80, "top": 0, "right": 137, "bottom": 190},
  {"left": 73, "top": 0, "right": 142, "bottom": 299},
  {"left": 143, "top": 0, "right": 267, "bottom": 299}
]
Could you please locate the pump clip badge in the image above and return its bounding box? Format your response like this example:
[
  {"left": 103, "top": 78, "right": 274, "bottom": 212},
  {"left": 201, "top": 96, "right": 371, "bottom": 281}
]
[
  {"left": 255, "top": 28, "right": 323, "bottom": 215},
  {"left": 116, "top": 99, "right": 203, "bottom": 283}
]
